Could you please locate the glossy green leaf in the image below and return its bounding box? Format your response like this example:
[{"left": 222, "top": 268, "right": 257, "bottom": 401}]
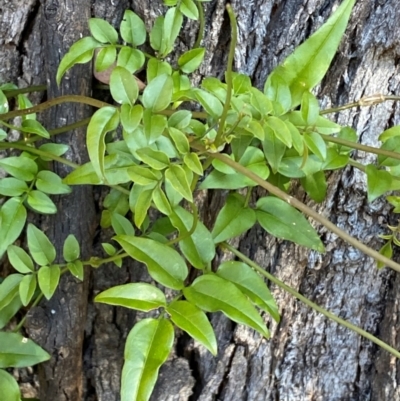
[
  {"left": 87, "top": 106, "right": 119, "bottom": 181},
  {"left": 27, "top": 190, "right": 57, "bottom": 214},
  {"left": 121, "top": 318, "right": 174, "bottom": 401},
  {"left": 111, "top": 212, "right": 135, "bottom": 236},
  {"left": 178, "top": 48, "right": 205, "bottom": 73},
  {"left": 67, "top": 260, "right": 84, "bottom": 281},
  {"left": 95, "top": 283, "right": 166, "bottom": 311},
  {"left": 27, "top": 224, "right": 56, "bottom": 266},
  {"left": 265, "top": 0, "right": 356, "bottom": 106},
  {"left": 89, "top": 18, "right": 118, "bottom": 44},
  {"left": 212, "top": 193, "right": 256, "bottom": 243},
  {"left": 0, "top": 156, "right": 37, "bottom": 181},
  {"left": 94, "top": 46, "right": 117, "bottom": 72},
  {"left": 117, "top": 47, "right": 145, "bottom": 74},
  {"left": 0, "top": 332, "right": 50, "bottom": 368},
  {"left": 183, "top": 274, "right": 269, "bottom": 337},
  {"left": 7, "top": 245, "right": 34, "bottom": 273},
  {"left": 38, "top": 265, "right": 60, "bottom": 300},
  {"left": 165, "top": 165, "right": 193, "bottom": 202},
  {"left": 114, "top": 235, "right": 188, "bottom": 289},
  {"left": 217, "top": 261, "right": 279, "bottom": 322},
  {"left": 169, "top": 206, "right": 215, "bottom": 269},
  {"left": 256, "top": 196, "right": 324, "bottom": 252},
  {"left": 0, "top": 177, "right": 28, "bottom": 196},
  {"left": 0, "top": 198, "right": 27, "bottom": 259},
  {"left": 36, "top": 170, "right": 71, "bottom": 195},
  {"left": 300, "top": 171, "right": 327, "bottom": 202},
  {"left": 0, "top": 368, "right": 22, "bottom": 401},
  {"left": 19, "top": 274, "right": 37, "bottom": 306},
  {"left": 167, "top": 300, "right": 217, "bottom": 355},
  {"left": 366, "top": 164, "right": 392, "bottom": 202},
  {"left": 63, "top": 234, "right": 80, "bottom": 262},
  {"left": 21, "top": 120, "right": 49, "bottom": 138},
  {"left": 142, "top": 74, "right": 173, "bottom": 112},
  {"left": 110, "top": 66, "right": 139, "bottom": 105},
  {"left": 0, "top": 274, "right": 23, "bottom": 310},
  {"left": 56, "top": 36, "right": 101, "bottom": 85},
  {"left": 120, "top": 10, "right": 147, "bottom": 46}
]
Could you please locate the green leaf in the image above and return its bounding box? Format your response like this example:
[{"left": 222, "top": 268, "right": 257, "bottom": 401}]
[
  {"left": 19, "top": 274, "right": 37, "bottom": 306},
  {"left": 167, "top": 300, "right": 217, "bottom": 355},
  {"left": 286, "top": 111, "right": 341, "bottom": 134},
  {"left": 111, "top": 213, "right": 135, "bottom": 236},
  {"left": 143, "top": 110, "right": 167, "bottom": 144},
  {"left": 217, "top": 261, "right": 279, "bottom": 322},
  {"left": 212, "top": 193, "right": 256, "bottom": 243},
  {"left": 0, "top": 198, "right": 27, "bottom": 259},
  {"left": 17, "top": 94, "right": 35, "bottom": 120},
  {"left": 35, "top": 170, "right": 71, "bottom": 195},
  {"left": 160, "top": 7, "right": 183, "bottom": 56},
  {"left": 168, "top": 110, "right": 192, "bottom": 130},
  {"left": 0, "top": 156, "right": 37, "bottom": 181},
  {"left": 110, "top": 66, "right": 139, "bottom": 105},
  {"left": 117, "top": 48, "right": 145, "bottom": 74},
  {"left": 322, "top": 148, "right": 349, "bottom": 170},
  {"left": 134, "top": 187, "right": 154, "bottom": 228},
  {"left": 266, "top": 0, "right": 356, "bottom": 106},
  {"left": 184, "top": 153, "right": 203, "bottom": 175},
  {"left": 87, "top": 106, "right": 120, "bottom": 181},
  {"left": 262, "top": 123, "right": 286, "bottom": 173},
  {"left": 0, "top": 368, "right": 22, "bottom": 401},
  {"left": 366, "top": 164, "right": 392, "bottom": 202},
  {"left": 128, "top": 166, "right": 161, "bottom": 186},
  {"left": 121, "top": 104, "right": 143, "bottom": 134},
  {"left": 67, "top": 260, "right": 84, "bottom": 281},
  {"left": 149, "top": 16, "right": 164, "bottom": 52},
  {"left": 38, "top": 143, "right": 69, "bottom": 160},
  {"left": 0, "top": 128, "right": 7, "bottom": 141},
  {"left": 379, "top": 125, "right": 400, "bottom": 142},
  {"left": 56, "top": 36, "right": 101, "bottom": 85},
  {"left": 303, "top": 131, "right": 327, "bottom": 161},
  {"left": 27, "top": 224, "right": 56, "bottom": 266},
  {"left": 169, "top": 206, "right": 215, "bottom": 269},
  {"left": 264, "top": 74, "right": 291, "bottom": 115},
  {"left": 142, "top": 74, "right": 173, "bottom": 112},
  {"left": 120, "top": 10, "right": 147, "bottom": 46},
  {"left": 26, "top": 190, "right": 57, "bottom": 214},
  {"left": 0, "top": 177, "right": 28, "bottom": 196},
  {"left": 147, "top": 59, "right": 173, "bottom": 83},
  {"left": 194, "top": 89, "right": 223, "bottom": 119},
  {"left": 63, "top": 234, "right": 80, "bottom": 262},
  {"left": 95, "top": 283, "right": 166, "bottom": 311},
  {"left": 121, "top": 318, "right": 174, "bottom": 401},
  {"left": 250, "top": 87, "right": 273, "bottom": 117},
  {"left": 165, "top": 165, "right": 193, "bottom": 202},
  {"left": 301, "top": 91, "right": 320, "bottom": 125},
  {"left": 114, "top": 235, "right": 188, "bottom": 289},
  {"left": 256, "top": 196, "right": 324, "bottom": 252},
  {"left": 7, "top": 245, "right": 34, "bottom": 273},
  {"left": 89, "top": 18, "right": 118, "bottom": 44},
  {"left": 0, "top": 89, "right": 9, "bottom": 114},
  {"left": 0, "top": 332, "right": 50, "bottom": 368},
  {"left": 336, "top": 126, "right": 358, "bottom": 154},
  {"left": 21, "top": 119, "right": 50, "bottom": 138},
  {"left": 136, "top": 147, "right": 170, "bottom": 170},
  {"left": 378, "top": 137, "right": 400, "bottom": 167},
  {"left": 94, "top": 46, "right": 116, "bottom": 72},
  {"left": 0, "top": 274, "right": 23, "bottom": 310},
  {"left": 300, "top": 171, "right": 327, "bottom": 202},
  {"left": 152, "top": 185, "right": 172, "bottom": 215},
  {"left": 38, "top": 265, "right": 60, "bottom": 300},
  {"left": 377, "top": 240, "right": 393, "bottom": 269},
  {"left": 168, "top": 127, "right": 189, "bottom": 154},
  {"left": 178, "top": 48, "right": 205, "bottom": 73},
  {"left": 179, "top": 0, "right": 199, "bottom": 19},
  {"left": 0, "top": 294, "right": 22, "bottom": 330},
  {"left": 183, "top": 274, "right": 269, "bottom": 337},
  {"left": 265, "top": 116, "right": 292, "bottom": 147}
]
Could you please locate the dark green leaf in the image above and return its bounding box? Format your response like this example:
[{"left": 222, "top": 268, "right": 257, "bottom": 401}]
[
  {"left": 38, "top": 265, "right": 60, "bottom": 300},
  {"left": 300, "top": 171, "right": 327, "bottom": 202},
  {"left": 27, "top": 224, "right": 56, "bottom": 266},
  {"left": 0, "top": 369, "right": 22, "bottom": 401}
]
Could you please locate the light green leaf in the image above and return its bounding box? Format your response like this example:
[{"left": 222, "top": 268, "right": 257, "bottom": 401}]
[
  {"left": 379, "top": 125, "right": 400, "bottom": 142},
  {"left": 0, "top": 177, "right": 28, "bottom": 197},
  {"left": 27, "top": 190, "right": 57, "bottom": 214},
  {"left": 63, "top": 234, "right": 80, "bottom": 262},
  {"left": 134, "top": 187, "right": 154, "bottom": 229},
  {"left": 17, "top": 94, "right": 35, "bottom": 120},
  {"left": 378, "top": 137, "right": 400, "bottom": 167},
  {"left": 87, "top": 106, "right": 120, "bottom": 181},
  {"left": 264, "top": 74, "right": 291, "bottom": 115},
  {"left": 147, "top": 59, "right": 173, "bottom": 83},
  {"left": 27, "top": 224, "right": 56, "bottom": 266},
  {"left": 56, "top": 36, "right": 101, "bottom": 85},
  {"left": 67, "top": 260, "right": 84, "bottom": 280},
  {"left": 194, "top": 89, "right": 223, "bottom": 119},
  {"left": 38, "top": 265, "right": 60, "bottom": 300},
  {"left": 35, "top": 170, "right": 71, "bottom": 195},
  {"left": 322, "top": 148, "right": 349, "bottom": 170},
  {"left": 0, "top": 368, "right": 22, "bottom": 401},
  {"left": 121, "top": 318, "right": 174, "bottom": 401},
  {"left": 94, "top": 46, "right": 116, "bottom": 72},
  {"left": 168, "top": 127, "right": 189, "bottom": 154},
  {"left": 301, "top": 91, "right": 320, "bottom": 125},
  {"left": 256, "top": 196, "right": 324, "bottom": 252},
  {"left": 149, "top": 16, "right": 164, "bottom": 52},
  {"left": 178, "top": 48, "right": 205, "bottom": 73},
  {"left": 142, "top": 74, "right": 173, "bottom": 112},
  {"left": 161, "top": 7, "right": 183, "bottom": 56},
  {"left": 21, "top": 119, "right": 49, "bottom": 138},
  {"left": 121, "top": 104, "right": 143, "bottom": 134},
  {"left": 286, "top": 111, "right": 341, "bottom": 134},
  {"left": 0, "top": 89, "right": 9, "bottom": 114},
  {"left": 89, "top": 18, "right": 118, "bottom": 44},
  {"left": 212, "top": 193, "right": 256, "bottom": 243},
  {"left": 128, "top": 166, "right": 161, "bottom": 186},
  {"left": 366, "top": 164, "right": 392, "bottom": 202},
  {"left": 110, "top": 66, "right": 139, "bottom": 105},
  {"left": 262, "top": 123, "right": 286, "bottom": 173},
  {"left": 19, "top": 274, "right": 37, "bottom": 306},
  {"left": 265, "top": 116, "right": 292, "bottom": 147},
  {"left": 183, "top": 274, "right": 269, "bottom": 337},
  {"left": 111, "top": 213, "right": 135, "bottom": 236},
  {"left": 0, "top": 156, "right": 37, "bottom": 181},
  {"left": 114, "top": 235, "right": 188, "bottom": 289},
  {"left": 250, "top": 87, "right": 273, "bottom": 117},
  {"left": 120, "top": 10, "right": 147, "bottom": 46},
  {"left": 179, "top": 0, "right": 199, "bottom": 19},
  {"left": 152, "top": 185, "right": 172, "bottom": 215},
  {"left": 167, "top": 300, "right": 217, "bottom": 355},
  {"left": 266, "top": 0, "right": 356, "bottom": 106},
  {"left": 303, "top": 131, "right": 327, "bottom": 161},
  {"left": 7, "top": 245, "right": 34, "bottom": 273},
  {"left": 169, "top": 206, "right": 215, "bottom": 269},
  {"left": 136, "top": 147, "right": 170, "bottom": 170},
  {"left": 184, "top": 153, "right": 203, "bottom": 175},
  {"left": 95, "top": 283, "right": 166, "bottom": 311},
  {"left": 0, "top": 332, "right": 50, "bottom": 368},
  {"left": 165, "top": 165, "right": 193, "bottom": 202},
  {"left": 38, "top": 143, "right": 69, "bottom": 160},
  {"left": 168, "top": 110, "right": 192, "bottom": 130},
  {"left": 143, "top": 110, "right": 167, "bottom": 144},
  {"left": 0, "top": 198, "right": 27, "bottom": 259},
  {"left": 217, "top": 261, "right": 280, "bottom": 322},
  {"left": 0, "top": 274, "right": 23, "bottom": 310},
  {"left": 377, "top": 241, "right": 393, "bottom": 269},
  {"left": 117, "top": 47, "right": 145, "bottom": 74}
]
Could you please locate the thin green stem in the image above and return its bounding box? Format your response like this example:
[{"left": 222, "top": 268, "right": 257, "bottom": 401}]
[
  {"left": 3, "top": 85, "right": 47, "bottom": 98},
  {"left": 215, "top": 4, "right": 237, "bottom": 145},
  {"left": 194, "top": 1, "right": 206, "bottom": 48},
  {"left": 207, "top": 151, "right": 400, "bottom": 273},
  {"left": 244, "top": 187, "right": 252, "bottom": 207},
  {"left": 221, "top": 242, "right": 400, "bottom": 359}
]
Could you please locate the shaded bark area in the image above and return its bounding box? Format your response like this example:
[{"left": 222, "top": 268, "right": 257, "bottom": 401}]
[{"left": 1, "top": 0, "right": 400, "bottom": 400}]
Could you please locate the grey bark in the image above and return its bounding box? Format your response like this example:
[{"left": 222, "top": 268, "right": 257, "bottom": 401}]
[{"left": 1, "top": 0, "right": 400, "bottom": 400}]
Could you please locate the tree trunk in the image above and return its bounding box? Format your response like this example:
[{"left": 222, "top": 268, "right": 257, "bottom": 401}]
[{"left": 1, "top": 0, "right": 400, "bottom": 400}]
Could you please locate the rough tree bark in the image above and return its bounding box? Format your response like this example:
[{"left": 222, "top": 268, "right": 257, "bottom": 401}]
[{"left": 1, "top": 0, "right": 400, "bottom": 400}]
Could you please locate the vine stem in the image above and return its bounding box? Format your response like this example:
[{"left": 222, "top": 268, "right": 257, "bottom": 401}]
[
  {"left": 193, "top": 1, "right": 205, "bottom": 48},
  {"left": 207, "top": 151, "right": 400, "bottom": 273},
  {"left": 220, "top": 242, "right": 400, "bottom": 359}
]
